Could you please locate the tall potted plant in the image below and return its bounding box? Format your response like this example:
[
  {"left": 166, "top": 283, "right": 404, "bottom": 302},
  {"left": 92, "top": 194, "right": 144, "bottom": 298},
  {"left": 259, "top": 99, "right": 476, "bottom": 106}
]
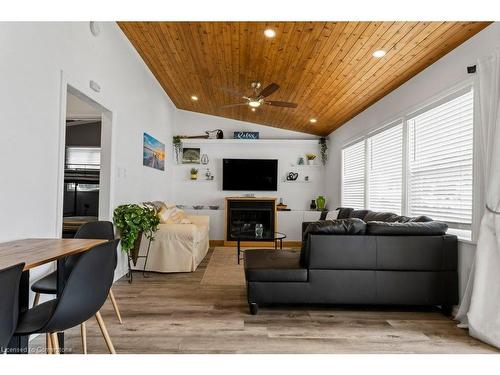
[{"left": 113, "top": 204, "right": 160, "bottom": 265}]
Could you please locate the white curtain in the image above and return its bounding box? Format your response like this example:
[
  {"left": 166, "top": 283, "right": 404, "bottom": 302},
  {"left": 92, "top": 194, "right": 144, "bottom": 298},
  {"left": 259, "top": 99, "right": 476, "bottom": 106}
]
[{"left": 456, "top": 50, "right": 500, "bottom": 348}]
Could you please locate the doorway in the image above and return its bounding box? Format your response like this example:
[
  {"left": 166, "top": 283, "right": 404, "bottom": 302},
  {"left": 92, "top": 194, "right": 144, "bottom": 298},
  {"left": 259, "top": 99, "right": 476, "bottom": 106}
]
[{"left": 59, "top": 85, "right": 112, "bottom": 237}]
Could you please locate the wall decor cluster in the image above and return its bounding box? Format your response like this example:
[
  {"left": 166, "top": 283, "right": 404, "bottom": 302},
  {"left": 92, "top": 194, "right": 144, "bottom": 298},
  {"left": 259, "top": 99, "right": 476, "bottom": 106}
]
[
  {"left": 143, "top": 132, "right": 165, "bottom": 171},
  {"left": 234, "top": 131, "right": 259, "bottom": 139},
  {"left": 182, "top": 148, "right": 201, "bottom": 164}
]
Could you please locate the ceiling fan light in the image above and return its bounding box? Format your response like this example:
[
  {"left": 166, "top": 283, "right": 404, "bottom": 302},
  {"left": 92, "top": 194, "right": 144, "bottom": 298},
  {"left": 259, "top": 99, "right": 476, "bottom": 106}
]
[
  {"left": 309, "top": 118, "right": 317, "bottom": 123},
  {"left": 248, "top": 100, "right": 261, "bottom": 108},
  {"left": 190, "top": 95, "right": 198, "bottom": 101}
]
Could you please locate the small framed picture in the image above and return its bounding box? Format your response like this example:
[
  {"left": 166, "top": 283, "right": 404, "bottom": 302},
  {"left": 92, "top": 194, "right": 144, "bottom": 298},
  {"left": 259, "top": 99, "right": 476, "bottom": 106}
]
[{"left": 182, "top": 147, "right": 201, "bottom": 164}]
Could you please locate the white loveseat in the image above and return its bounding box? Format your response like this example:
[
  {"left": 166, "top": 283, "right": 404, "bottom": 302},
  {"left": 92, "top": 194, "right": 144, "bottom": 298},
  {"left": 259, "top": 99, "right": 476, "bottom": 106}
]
[{"left": 133, "top": 205, "right": 210, "bottom": 273}]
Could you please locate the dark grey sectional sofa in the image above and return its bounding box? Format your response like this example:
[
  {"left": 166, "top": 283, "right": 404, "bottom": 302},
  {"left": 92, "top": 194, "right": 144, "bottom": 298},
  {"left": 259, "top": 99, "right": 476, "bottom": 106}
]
[{"left": 243, "top": 207, "right": 458, "bottom": 315}]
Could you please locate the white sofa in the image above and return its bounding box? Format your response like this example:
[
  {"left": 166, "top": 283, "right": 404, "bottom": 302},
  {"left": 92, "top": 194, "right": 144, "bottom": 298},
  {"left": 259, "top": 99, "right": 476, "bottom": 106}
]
[{"left": 133, "top": 215, "right": 210, "bottom": 273}]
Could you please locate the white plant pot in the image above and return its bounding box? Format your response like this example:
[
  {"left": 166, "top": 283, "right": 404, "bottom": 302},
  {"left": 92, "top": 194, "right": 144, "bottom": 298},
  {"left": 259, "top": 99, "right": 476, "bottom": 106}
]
[{"left": 307, "top": 160, "right": 314, "bottom": 165}]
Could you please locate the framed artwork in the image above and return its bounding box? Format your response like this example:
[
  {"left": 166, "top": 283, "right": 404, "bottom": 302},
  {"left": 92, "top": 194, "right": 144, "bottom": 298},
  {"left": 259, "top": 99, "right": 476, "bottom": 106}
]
[
  {"left": 182, "top": 147, "right": 201, "bottom": 164},
  {"left": 143, "top": 132, "right": 165, "bottom": 171}
]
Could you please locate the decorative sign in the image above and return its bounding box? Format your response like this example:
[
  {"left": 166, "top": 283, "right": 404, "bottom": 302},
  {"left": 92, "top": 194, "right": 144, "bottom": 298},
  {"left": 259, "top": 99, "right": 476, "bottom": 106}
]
[{"left": 233, "top": 131, "right": 259, "bottom": 139}]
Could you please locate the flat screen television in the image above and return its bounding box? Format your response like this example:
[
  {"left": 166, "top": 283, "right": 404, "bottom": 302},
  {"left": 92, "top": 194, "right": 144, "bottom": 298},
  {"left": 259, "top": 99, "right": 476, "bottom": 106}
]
[{"left": 223, "top": 158, "right": 278, "bottom": 191}]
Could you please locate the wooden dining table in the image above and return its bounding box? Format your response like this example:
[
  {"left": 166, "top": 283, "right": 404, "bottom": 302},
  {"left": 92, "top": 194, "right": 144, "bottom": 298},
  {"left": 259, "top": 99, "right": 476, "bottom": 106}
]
[{"left": 0, "top": 238, "right": 107, "bottom": 354}]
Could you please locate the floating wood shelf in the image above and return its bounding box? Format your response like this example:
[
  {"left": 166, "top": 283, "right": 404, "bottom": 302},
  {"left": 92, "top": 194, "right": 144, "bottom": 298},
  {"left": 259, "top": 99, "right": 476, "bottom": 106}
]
[{"left": 181, "top": 138, "right": 319, "bottom": 145}]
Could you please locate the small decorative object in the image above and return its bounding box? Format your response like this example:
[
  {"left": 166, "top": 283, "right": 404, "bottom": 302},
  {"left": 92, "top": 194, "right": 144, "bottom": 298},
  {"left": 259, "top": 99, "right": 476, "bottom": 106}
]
[
  {"left": 306, "top": 153, "right": 317, "bottom": 165},
  {"left": 316, "top": 195, "right": 326, "bottom": 211},
  {"left": 172, "top": 135, "right": 183, "bottom": 164},
  {"left": 182, "top": 148, "right": 201, "bottom": 164},
  {"left": 310, "top": 200, "right": 317, "bottom": 210},
  {"left": 304, "top": 175, "right": 310, "bottom": 181},
  {"left": 209, "top": 205, "right": 220, "bottom": 210},
  {"left": 243, "top": 193, "right": 255, "bottom": 197},
  {"left": 201, "top": 153, "right": 209, "bottom": 165},
  {"left": 234, "top": 131, "right": 259, "bottom": 139},
  {"left": 192, "top": 205, "right": 204, "bottom": 210},
  {"left": 319, "top": 137, "right": 328, "bottom": 166},
  {"left": 297, "top": 157, "right": 305, "bottom": 165},
  {"left": 113, "top": 204, "right": 160, "bottom": 265},
  {"left": 143, "top": 133, "right": 165, "bottom": 171},
  {"left": 205, "top": 129, "right": 223, "bottom": 139},
  {"left": 255, "top": 223, "right": 264, "bottom": 238},
  {"left": 277, "top": 198, "right": 288, "bottom": 211},
  {"left": 176, "top": 204, "right": 185, "bottom": 209},
  {"left": 190, "top": 168, "right": 198, "bottom": 180},
  {"left": 286, "top": 172, "right": 299, "bottom": 181},
  {"left": 205, "top": 168, "right": 212, "bottom": 180}
]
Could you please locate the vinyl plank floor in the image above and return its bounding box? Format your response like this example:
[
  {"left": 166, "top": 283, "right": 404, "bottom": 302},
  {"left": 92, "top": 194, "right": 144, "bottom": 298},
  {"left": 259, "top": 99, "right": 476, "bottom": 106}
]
[{"left": 30, "top": 248, "right": 497, "bottom": 354}]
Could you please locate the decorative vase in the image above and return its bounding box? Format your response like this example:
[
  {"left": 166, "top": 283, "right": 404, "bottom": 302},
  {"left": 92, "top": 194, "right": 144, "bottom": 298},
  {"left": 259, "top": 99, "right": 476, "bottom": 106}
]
[
  {"left": 201, "top": 154, "right": 209, "bottom": 165},
  {"left": 307, "top": 159, "right": 314, "bottom": 165},
  {"left": 316, "top": 195, "right": 326, "bottom": 211},
  {"left": 191, "top": 173, "right": 198, "bottom": 180},
  {"left": 310, "top": 199, "right": 317, "bottom": 210}
]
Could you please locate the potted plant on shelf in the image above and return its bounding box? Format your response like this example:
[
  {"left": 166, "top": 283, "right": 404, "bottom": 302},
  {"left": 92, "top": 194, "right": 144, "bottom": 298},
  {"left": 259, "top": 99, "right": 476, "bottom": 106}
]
[
  {"left": 190, "top": 168, "right": 198, "bottom": 180},
  {"left": 305, "top": 153, "right": 317, "bottom": 165},
  {"left": 113, "top": 204, "right": 160, "bottom": 266}
]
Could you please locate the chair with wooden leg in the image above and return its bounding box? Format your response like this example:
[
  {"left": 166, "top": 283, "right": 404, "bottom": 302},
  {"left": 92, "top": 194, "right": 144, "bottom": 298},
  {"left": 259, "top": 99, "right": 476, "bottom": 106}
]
[
  {"left": 0, "top": 263, "right": 25, "bottom": 353},
  {"left": 14, "top": 240, "right": 119, "bottom": 354},
  {"left": 30, "top": 221, "right": 123, "bottom": 352}
]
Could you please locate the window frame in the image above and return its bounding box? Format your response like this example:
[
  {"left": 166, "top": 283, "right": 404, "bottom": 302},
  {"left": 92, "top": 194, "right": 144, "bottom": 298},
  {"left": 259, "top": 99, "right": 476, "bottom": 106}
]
[{"left": 340, "top": 81, "right": 475, "bottom": 241}]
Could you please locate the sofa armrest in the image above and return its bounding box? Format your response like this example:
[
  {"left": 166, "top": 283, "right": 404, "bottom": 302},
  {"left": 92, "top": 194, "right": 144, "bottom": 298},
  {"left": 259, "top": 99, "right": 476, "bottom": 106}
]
[{"left": 187, "top": 215, "right": 210, "bottom": 227}]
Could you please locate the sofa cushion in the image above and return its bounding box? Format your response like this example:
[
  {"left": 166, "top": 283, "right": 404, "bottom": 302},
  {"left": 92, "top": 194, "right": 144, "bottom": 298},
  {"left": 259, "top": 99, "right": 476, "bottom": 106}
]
[
  {"left": 244, "top": 250, "right": 307, "bottom": 282},
  {"left": 366, "top": 221, "right": 448, "bottom": 235},
  {"left": 336, "top": 207, "right": 353, "bottom": 219},
  {"left": 349, "top": 209, "right": 372, "bottom": 220},
  {"left": 364, "top": 211, "right": 400, "bottom": 222},
  {"left": 303, "top": 218, "right": 367, "bottom": 237}
]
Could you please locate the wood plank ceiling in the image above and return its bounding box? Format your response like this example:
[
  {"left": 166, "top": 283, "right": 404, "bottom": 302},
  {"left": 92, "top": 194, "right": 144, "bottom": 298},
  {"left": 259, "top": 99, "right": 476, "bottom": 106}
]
[{"left": 118, "top": 22, "right": 490, "bottom": 136}]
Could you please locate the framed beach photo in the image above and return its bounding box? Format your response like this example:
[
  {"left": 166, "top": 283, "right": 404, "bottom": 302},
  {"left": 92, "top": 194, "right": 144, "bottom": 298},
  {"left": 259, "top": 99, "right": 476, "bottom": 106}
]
[
  {"left": 182, "top": 147, "right": 201, "bottom": 164},
  {"left": 143, "top": 132, "right": 165, "bottom": 171}
]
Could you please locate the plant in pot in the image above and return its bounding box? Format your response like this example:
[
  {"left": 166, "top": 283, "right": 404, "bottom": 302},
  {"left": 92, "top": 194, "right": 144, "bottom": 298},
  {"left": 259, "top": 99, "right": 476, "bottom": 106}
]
[
  {"left": 172, "top": 135, "right": 183, "bottom": 163},
  {"left": 305, "top": 153, "right": 317, "bottom": 165},
  {"left": 113, "top": 204, "right": 160, "bottom": 266},
  {"left": 190, "top": 168, "right": 198, "bottom": 180}
]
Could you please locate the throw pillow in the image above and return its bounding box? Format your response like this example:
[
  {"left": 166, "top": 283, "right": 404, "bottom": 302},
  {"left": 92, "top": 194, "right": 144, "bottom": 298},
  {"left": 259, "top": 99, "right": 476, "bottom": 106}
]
[
  {"left": 325, "top": 209, "right": 340, "bottom": 220},
  {"left": 158, "top": 206, "right": 175, "bottom": 224}
]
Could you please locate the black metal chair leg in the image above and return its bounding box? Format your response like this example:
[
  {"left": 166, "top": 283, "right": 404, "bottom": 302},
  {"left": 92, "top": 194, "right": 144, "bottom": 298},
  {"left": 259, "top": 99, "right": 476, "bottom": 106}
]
[{"left": 142, "top": 239, "right": 152, "bottom": 278}]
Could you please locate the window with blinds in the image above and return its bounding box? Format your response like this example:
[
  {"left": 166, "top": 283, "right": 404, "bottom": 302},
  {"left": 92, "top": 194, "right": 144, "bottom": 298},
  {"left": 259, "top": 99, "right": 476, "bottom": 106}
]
[
  {"left": 341, "top": 140, "right": 365, "bottom": 209},
  {"left": 367, "top": 122, "right": 403, "bottom": 214},
  {"left": 65, "top": 147, "right": 101, "bottom": 170},
  {"left": 407, "top": 89, "right": 473, "bottom": 226}
]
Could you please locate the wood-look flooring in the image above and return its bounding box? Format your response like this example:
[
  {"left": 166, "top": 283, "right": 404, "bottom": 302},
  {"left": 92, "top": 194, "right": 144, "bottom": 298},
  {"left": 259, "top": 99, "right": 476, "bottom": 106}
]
[{"left": 31, "top": 248, "right": 497, "bottom": 354}]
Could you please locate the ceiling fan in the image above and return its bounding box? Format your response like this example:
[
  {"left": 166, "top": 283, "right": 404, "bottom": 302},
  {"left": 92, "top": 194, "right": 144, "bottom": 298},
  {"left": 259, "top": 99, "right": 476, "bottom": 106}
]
[{"left": 220, "top": 81, "right": 298, "bottom": 111}]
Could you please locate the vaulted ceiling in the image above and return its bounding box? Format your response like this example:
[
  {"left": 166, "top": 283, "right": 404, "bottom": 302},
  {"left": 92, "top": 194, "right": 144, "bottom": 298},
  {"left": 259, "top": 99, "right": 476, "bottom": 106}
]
[{"left": 118, "top": 22, "right": 490, "bottom": 136}]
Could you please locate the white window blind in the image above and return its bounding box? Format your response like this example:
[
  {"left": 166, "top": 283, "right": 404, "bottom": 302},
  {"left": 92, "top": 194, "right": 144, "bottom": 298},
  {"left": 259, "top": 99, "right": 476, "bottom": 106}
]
[
  {"left": 65, "top": 147, "right": 101, "bottom": 170},
  {"left": 368, "top": 123, "right": 403, "bottom": 214},
  {"left": 407, "top": 89, "right": 473, "bottom": 225},
  {"left": 342, "top": 140, "right": 365, "bottom": 209}
]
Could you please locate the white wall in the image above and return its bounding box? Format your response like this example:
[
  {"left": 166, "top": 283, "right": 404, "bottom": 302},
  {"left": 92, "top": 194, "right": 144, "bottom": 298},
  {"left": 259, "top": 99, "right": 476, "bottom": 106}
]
[
  {"left": 173, "top": 110, "right": 326, "bottom": 209},
  {"left": 0, "top": 22, "right": 176, "bottom": 288},
  {"left": 325, "top": 22, "right": 500, "bottom": 300}
]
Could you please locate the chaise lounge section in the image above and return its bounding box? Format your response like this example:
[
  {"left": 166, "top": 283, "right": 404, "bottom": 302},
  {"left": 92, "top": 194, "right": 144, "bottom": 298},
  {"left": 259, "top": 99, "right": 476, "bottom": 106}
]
[{"left": 244, "top": 208, "right": 458, "bottom": 315}]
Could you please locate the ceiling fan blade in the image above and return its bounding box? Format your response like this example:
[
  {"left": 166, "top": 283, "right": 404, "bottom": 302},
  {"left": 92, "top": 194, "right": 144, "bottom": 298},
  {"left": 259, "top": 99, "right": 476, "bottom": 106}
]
[
  {"left": 258, "top": 83, "right": 280, "bottom": 98},
  {"left": 220, "top": 103, "right": 248, "bottom": 109},
  {"left": 220, "top": 86, "right": 247, "bottom": 98},
  {"left": 265, "top": 100, "right": 298, "bottom": 108}
]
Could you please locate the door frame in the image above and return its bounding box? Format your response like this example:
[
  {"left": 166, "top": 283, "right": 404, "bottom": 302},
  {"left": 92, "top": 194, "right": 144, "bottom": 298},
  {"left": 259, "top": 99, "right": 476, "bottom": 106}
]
[{"left": 55, "top": 70, "right": 115, "bottom": 237}]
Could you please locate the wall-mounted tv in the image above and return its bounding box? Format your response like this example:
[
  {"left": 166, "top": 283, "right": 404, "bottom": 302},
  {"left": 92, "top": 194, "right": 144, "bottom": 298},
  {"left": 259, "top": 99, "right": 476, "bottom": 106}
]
[{"left": 222, "top": 159, "right": 278, "bottom": 191}]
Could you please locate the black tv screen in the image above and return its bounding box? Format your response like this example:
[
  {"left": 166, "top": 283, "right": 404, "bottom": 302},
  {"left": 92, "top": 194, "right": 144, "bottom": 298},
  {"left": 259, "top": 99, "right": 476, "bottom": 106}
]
[{"left": 223, "top": 159, "right": 278, "bottom": 191}]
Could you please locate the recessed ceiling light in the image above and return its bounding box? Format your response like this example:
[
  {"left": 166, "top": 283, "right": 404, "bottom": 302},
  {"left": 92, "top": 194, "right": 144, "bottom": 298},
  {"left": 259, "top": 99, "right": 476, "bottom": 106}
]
[
  {"left": 251, "top": 108, "right": 256, "bottom": 112},
  {"left": 264, "top": 28, "right": 276, "bottom": 38},
  {"left": 309, "top": 118, "right": 317, "bottom": 124},
  {"left": 190, "top": 95, "right": 198, "bottom": 101},
  {"left": 372, "top": 50, "right": 386, "bottom": 58}
]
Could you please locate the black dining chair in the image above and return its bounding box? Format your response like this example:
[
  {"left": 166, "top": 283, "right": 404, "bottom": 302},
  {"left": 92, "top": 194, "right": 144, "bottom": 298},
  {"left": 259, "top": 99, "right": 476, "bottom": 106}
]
[
  {"left": 0, "top": 262, "right": 25, "bottom": 352},
  {"left": 31, "top": 221, "right": 122, "bottom": 353},
  {"left": 14, "top": 240, "right": 119, "bottom": 354}
]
